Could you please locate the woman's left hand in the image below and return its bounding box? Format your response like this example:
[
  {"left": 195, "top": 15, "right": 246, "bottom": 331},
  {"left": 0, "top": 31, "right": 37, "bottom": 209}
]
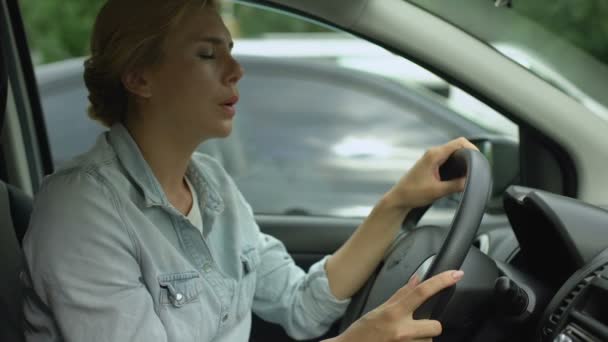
[{"left": 384, "top": 137, "right": 478, "bottom": 210}]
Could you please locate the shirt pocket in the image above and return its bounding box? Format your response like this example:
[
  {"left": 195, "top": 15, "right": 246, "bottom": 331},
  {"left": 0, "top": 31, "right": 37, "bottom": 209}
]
[
  {"left": 237, "top": 246, "right": 260, "bottom": 319},
  {"left": 158, "top": 271, "right": 203, "bottom": 307},
  {"left": 157, "top": 271, "right": 205, "bottom": 340}
]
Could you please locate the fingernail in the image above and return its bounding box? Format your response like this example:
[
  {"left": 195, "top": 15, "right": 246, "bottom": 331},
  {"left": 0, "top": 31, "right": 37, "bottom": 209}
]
[
  {"left": 409, "top": 274, "right": 419, "bottom": 285},
  {"left": 452, "top": 270, "right": 464, "bottom": 280}
]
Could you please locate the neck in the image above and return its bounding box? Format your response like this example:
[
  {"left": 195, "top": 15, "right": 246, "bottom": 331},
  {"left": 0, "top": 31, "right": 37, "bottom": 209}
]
[{"left": 125, "top": 115, "right": 201, "bottom": 202}]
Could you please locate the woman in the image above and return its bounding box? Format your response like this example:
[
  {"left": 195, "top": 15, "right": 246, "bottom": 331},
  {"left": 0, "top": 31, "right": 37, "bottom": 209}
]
[{"left": 22, "top": 0, "right": 476, "bottom": 341}]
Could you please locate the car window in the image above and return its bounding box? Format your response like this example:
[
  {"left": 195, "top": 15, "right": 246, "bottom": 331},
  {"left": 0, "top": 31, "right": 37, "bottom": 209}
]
[
  {"left": 202, "top": 59, "right": 459, "bottom": 217},
  {"left": 200, "top": 3, "right": 519, "bottom": 218},
  {"left": 23, "top": 1, "right": 519, "bottom": 218},
  {"left": 36, "top": 63, "right": 104, "bottom": 167}
]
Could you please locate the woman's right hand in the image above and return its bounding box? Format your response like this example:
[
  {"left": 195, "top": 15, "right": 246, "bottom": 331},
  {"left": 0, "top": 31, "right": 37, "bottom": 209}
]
[{"left": 328, "top": 270, "right": 464, "bottom": 342}]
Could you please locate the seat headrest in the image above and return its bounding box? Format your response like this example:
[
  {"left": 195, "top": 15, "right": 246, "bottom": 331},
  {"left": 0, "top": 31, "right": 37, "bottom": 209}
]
[{"left": 0, "top": 48, "right": 7, "bottom": 131}]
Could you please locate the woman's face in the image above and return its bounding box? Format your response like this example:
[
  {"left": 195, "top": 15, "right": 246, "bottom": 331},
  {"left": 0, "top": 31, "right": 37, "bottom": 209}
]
[{"left": 142, "top": 5, "right": 244, "bottom": 141}]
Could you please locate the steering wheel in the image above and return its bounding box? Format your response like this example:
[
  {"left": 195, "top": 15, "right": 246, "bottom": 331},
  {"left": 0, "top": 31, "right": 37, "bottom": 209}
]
[{"left": 339, "top": 148, "right": 495, "bottom": 340}]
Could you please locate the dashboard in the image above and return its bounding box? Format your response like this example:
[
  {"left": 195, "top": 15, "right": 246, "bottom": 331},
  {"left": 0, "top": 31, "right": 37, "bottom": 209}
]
[
  {"left": 538, "top": 249, "right": 608, "bottom": 341},
  {"left": 502, "top": 186, "right": 608, "bottom": 341}
]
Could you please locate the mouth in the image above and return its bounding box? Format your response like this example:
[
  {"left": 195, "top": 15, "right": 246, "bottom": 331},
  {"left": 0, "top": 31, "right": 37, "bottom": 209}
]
[
  {"left": 221, "top": 95, "right": 239, "bottom": 117},
  {"left": 222, "top": 95, "right": 239, "bottom": 106}
]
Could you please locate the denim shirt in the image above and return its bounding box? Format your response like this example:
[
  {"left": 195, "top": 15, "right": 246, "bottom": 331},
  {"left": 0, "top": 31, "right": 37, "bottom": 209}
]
[{"left": 22, "top": 123, "right": 350, "bottom": 342}]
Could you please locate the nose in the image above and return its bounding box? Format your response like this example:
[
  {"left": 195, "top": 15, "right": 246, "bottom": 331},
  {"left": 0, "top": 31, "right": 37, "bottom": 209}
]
[{"left": 226, "top": 55, "right": 244, "bottom": 85}]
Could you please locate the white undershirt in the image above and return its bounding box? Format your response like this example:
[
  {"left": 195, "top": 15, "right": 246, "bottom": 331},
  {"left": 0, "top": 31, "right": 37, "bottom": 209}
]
[{"left": 184, "top": 177, "right": 203, "bottom": 235}]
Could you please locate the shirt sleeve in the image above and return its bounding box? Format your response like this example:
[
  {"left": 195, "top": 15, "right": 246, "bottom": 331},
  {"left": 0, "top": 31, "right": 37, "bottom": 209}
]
[
  {"left": 251, "top": 230, "right": 351, "bottom": 340},
  {"left": 22, "top": 171, "right": 168, "bottom": 342}
]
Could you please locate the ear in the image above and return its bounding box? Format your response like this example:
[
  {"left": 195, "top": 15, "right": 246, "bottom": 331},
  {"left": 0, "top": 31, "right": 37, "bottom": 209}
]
[{"left": 122, "top": 68, "right": 153, "bottom": 99}]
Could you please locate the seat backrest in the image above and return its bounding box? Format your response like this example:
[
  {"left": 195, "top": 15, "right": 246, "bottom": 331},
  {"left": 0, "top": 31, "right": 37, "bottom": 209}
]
[{"left": 0, "top": 40, "right": 29, "bottom": 342}]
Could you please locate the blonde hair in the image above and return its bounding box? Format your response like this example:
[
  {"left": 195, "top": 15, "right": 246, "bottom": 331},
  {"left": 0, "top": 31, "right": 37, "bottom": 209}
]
[{"left": 84, "top": 0, "right": 218, "bottom": 127}]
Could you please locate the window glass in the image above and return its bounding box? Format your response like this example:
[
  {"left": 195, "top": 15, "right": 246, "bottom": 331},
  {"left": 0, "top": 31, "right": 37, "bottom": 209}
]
[
  {"left": 203, "top": 2, "right": 519, "bottom": 217},
  {"left": 36, "top": 61, "right": 103, "bottom": 167},
  {"left": 22, "top": 0, "right": 519, "bottom": 218},
  {"left": 213, "top": 62, "right": 456, "bottom": 216}
]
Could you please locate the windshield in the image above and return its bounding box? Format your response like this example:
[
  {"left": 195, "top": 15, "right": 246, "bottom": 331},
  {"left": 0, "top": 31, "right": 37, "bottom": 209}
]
[{"left": 408, "top": 0, "right": 608, "bottom": 120}]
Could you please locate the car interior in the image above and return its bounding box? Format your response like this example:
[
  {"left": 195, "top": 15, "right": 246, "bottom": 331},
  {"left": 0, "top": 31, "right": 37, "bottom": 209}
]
[
  {"left": 2, "top": 0, "right": 608, "bottom": 341},
  {"left": 1, "top": 34, "right": 31, "bottom": 342}
]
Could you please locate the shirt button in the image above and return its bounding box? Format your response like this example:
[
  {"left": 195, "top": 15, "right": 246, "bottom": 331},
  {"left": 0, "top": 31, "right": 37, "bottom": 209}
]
[
  {"left": 202, "top": 263, "right": 212, "bottom": 273},
  {"left": 222, "top": 314, "right": 229, "bottom": 322},
  {"left": 175, "top": 293, "right": 184, "bottom": 302}
]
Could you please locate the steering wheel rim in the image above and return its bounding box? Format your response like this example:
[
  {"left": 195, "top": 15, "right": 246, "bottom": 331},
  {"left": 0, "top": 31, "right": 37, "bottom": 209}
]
[{"left": 340, "top": 148, "right": 493, "bottom": 330}]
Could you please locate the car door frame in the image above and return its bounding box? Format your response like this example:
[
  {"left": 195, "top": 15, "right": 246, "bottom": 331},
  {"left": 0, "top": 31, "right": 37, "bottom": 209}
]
[{"left": 1, "top": 0, "right": 52, "bottom": 190}]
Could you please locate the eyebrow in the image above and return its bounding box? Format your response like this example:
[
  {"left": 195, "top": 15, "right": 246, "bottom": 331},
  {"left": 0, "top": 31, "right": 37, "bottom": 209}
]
[{"left": 194, "top": 36, "right": 234, "bottom": 49}]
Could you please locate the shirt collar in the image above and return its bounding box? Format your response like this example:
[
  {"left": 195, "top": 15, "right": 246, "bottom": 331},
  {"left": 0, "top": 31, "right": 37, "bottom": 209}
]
[
  {"left": 186, "top": 160, "right": 225, "bottom": 216},
  {"left": 108, "top": 123, "right": 167, "bottom": 206},
  {"left": 107, "top": 123, "right": 224, "bottom": 216}
]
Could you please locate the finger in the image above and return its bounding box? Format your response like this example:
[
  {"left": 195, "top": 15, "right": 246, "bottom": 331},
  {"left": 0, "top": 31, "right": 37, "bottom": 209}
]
[
  {"left": 408, "top": 274, "right": 421, "bottom": 288},
  {"left": 439, "top": 177, "right": 466, "bottom": 194},
  {"left": 403, "top": 270, "right": 464, "bottom": 312},
  {"left": 414, "top": 320, "right": 442, "bottom": 337},
  {"left": 416, "top": 319, "right": 443, "bottom": 337},
  {"left": 432, "top": 137, "right": 477, "bottom": 164},
  {"left": 399, "top": 320, "right": 442, "bottom": 339},
  {"left": 387, "top": 274, "right": 421, "bottom": 305},
  {"left": 449, "top": 137, "right": 478, "bottom": 151}
]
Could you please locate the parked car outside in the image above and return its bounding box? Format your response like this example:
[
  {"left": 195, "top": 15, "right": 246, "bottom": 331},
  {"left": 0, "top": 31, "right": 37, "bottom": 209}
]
[{"left": 233, "top": 35, "right": 564, "bottom": 137}]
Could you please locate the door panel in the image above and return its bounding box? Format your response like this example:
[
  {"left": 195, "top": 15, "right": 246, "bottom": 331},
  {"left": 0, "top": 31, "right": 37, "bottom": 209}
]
[{"left": 257, "top": 216, "right": 360, "bottom": 253}]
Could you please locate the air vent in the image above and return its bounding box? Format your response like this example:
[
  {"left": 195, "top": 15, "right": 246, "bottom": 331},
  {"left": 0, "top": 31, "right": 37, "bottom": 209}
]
[{"left": 543, "top": 263, "right": 608, "bottom": 337}]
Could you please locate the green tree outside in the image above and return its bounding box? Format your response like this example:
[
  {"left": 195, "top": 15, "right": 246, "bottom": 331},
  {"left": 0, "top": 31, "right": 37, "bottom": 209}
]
[
  {"left": 231, "top": 4, "right": 330, "bottom": 38},
  {"left": 514, "top": 1, "right": 608, "bottom": 64},
  {"left": 18, "top": 0, "right": 608, "bottom": 65},
  {"left": 19, "top": 0, "right": 105, "bottom": 64},
  {"left": 19, "top": 1, "right": 330, "bottom": 65}
]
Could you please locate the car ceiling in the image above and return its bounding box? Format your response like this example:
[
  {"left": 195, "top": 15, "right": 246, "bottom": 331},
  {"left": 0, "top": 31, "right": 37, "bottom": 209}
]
[{"left": 243, "top": 0, "right": 608, "bottom": 208}]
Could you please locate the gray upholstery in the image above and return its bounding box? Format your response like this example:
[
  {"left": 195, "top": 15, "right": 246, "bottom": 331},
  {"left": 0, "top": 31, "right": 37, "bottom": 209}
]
[{"left": 1, "top": 44, "right": 28, "bottom": 342}]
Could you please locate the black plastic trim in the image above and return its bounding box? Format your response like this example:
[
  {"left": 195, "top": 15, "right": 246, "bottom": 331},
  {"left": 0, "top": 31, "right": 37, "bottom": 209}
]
[
  {"left": 5, "top": 0, "right": 53, "bottom": 177},
  {"left": 537, "top": 248, "right": 608, "bottom": 341},
  {"left": 0, "top": 30, "right": 7, "bottom": 182},
  {"left": 0, "top": 39, "right": 7, "bottom": 127},
  {"left": 570, "top": 310, "right": 608, "bottom": 341}
]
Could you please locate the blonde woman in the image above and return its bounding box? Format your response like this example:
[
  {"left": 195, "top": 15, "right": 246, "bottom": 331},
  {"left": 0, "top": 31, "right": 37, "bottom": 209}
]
[{"left": 23, "top": 0, "right": 476, "bottom": 341}]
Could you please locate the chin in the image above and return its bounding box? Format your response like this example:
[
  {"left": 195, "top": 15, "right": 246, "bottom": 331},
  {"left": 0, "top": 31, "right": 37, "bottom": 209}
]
[
  {"left": 198, "top": 116, "right": 234, "bottom": 140},
  {"left": 214, "top": 121, "right": 234, "bottom": 138},
  {"left": 216, "top": 130, "right": 232, "bottom": 139}
]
